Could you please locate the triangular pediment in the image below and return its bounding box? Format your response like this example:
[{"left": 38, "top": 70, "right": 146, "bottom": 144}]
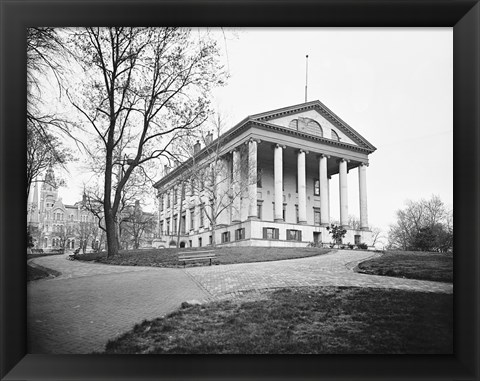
[
  {"left": 52, "top": 199, "right": 66, "bottom": 212},
  {"left": 249, "top": 100, "right": 376, "bottom": 152}
]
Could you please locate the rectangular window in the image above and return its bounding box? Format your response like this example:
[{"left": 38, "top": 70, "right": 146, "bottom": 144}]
[
  {"left": 313, "top": 208, "right": 321, "bottom": 225},
  {"left": 160, "top": 221, "right": 164, "bottom": 235},
  {"left": 189, "top": 240, "right": 192, "bottom": 247},
  {"left": 286, "top": 229, "right": 302, "bottom": 241},
  {"left": 314, "top": 179, "right": 320, "bottom": 196},
  {"left": 190, "top": 208, "right": 195, "bottom": 231},
  {"left": 181, "top": 213, "right": 186, "bottom": 234},
  {"left": 263, "top": 227, "right": 279, "bottom": 240},
  {"left": 209, "top": 235, "right": 213, "bottom": 245},
  {"left": 354, "top": 235, "right": 361, "bottom": 245},
  {"left": 257, "top": 202, "right": 262, "bottom": 219},
  {"left": 167, "top": 192, "right": 171, "bottom": 208},
  {"left": 221, "top": 231, "right": 230, "bottom": 243},
  {"left": 166, "top": 218, "right": 170, "bottom": 235},
  {"left": 283, "top": 204, "right": 287, "bottom": 221},
  {"left": 173, "top": 215, "right": 177, "bottom": 234},
  {"left": 159, "top": 196, "right": 164, "bottom": 212},
  {"left": 199, "top": 205, "right": 205, "bottom": 227},
  {"left": 198, "top": 237, "right": 202, "bottom": 247},
  {"left": 235, "top": 228, "right": 245, "bottom": 240}
]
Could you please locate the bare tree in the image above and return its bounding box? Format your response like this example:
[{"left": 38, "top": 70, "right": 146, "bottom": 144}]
[
  {"left": 171, "top": 113, "right": 254, "bottom": 247},
  {"left": 388, "top": 195, "right": 453, "bottom": 252},
  {"left": 27, "top": 27, "right": 77, "bottom": 199},
  {"left": 27, "top": 126, "right": 72, "bottom": 199},
  {"left": 121, "top": 202, "right": 156, "bottom": 249},
  {"left": 67, "top": 27, "right": 225, "bottom": 258}
]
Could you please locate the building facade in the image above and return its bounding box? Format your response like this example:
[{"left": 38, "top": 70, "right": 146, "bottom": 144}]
[
  {"left": 28, "top": 168, "right": 157, "bottom": 251},
  {"left": 27, "top": 168, "right": 102, "bottom": 250},
  {"left": 153, "top": 100, "right": 376, "bottom": 248}
]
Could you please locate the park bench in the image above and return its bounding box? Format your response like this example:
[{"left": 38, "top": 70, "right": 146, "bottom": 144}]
[
  {"left": 68, "top": 248, "right": 81, "bottom": 261},
  {"left": 178, "top": 251, "right": 216, "bottom": 267}
]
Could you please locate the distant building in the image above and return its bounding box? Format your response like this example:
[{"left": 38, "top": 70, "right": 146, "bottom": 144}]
[
  {"left": 28, "top": 168, "right": 156, "bottom": 251},
  {"left": 153, "top": 100, "right": 376, "bottom": 248},
  {"left": 27, "top": 168, "right": 102, "bottom": 250}
]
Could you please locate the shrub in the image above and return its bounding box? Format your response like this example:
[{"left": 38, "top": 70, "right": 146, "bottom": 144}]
[{"left": 357, "top": 243, "right": 368, "bottom": 250}]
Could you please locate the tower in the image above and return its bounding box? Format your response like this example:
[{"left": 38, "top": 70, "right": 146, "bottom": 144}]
[{"left": 40, "top": 167, "right": 58, "bottom": 214}]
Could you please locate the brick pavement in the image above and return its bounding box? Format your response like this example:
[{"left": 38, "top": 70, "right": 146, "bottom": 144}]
[
  {"left": 28, "top": 250, "right": 453, "bottom": 354},
  {"left": 185, "top": 250, "right": 453, "bottom": 299}
]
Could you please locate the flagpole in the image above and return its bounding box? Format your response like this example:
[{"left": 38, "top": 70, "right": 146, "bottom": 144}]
[{"left": 305, "top": 54, "right": 309, "bottom": 103}]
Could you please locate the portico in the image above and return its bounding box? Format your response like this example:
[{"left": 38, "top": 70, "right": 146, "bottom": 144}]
[{"left": 236, "top": 140, "right": 370, "bottom": 230}]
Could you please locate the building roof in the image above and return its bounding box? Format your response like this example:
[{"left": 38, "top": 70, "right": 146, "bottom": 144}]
[
  {"left": 248, "top": 100, "right": 376, "bottom": 151},
  {"left": 154, "top": 100, "right": 376, "bottom": 189}
]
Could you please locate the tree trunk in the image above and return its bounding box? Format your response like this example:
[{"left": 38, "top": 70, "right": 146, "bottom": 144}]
[
  {"left": 211, "top": 221, "right": 216, "bottom": 247},
  {"left": 105, "top": 212, "right": 119, "bottom": 258}
]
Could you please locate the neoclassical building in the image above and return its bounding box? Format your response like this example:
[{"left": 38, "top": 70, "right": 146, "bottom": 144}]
[{"left": 153, "top": 100, "right": 376, "bottom": 248}]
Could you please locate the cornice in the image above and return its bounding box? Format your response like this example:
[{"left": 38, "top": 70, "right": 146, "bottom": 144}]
[
  {"left": 251, "top": 100, "right": 376, "bottom": 151},
  {"left": 250, "top": 120, "right": 374, "bottom": 154}
]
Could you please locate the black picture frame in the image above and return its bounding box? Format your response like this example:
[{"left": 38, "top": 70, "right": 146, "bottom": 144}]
[{"left": 1, "top": 1, "right": 478, "bottom": 380}]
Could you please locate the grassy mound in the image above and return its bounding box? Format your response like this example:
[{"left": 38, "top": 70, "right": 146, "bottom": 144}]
[
  {"left": 356, "top": 251, "right": 453, "bottom": 282},
  {"left": 104, "top": 286, "right": 452, "bottom": 354},
  {"left": 74, "top": 247, "right": 331, "bottom": 267}
]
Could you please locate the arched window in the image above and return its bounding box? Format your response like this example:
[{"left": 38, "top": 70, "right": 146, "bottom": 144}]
[
  {"left": 305, "top": 119, "right": 323, "bottom": 137},
  {"left": 331, "top": 129, "right": 340, "bottom": 141},
  {"left": 288, "top": 119, "right": 299, "bottom": 130}
]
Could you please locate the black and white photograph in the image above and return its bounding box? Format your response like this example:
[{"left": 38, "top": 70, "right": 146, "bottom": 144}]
[{"left": 26, "top": 27, "right": 453, "bottom": 355}]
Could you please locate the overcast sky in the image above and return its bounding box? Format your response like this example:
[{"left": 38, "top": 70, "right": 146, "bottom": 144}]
[{"left": 57, "top": 28, "right": 453, "bottom": 235}]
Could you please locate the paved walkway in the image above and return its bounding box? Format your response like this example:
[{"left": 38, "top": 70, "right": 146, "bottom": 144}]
[
  {"left": 186, "top": 250, "right": 453, "bottom": 299},
  {"left": 28, "top": 250, "right": 453, "bottom": 354},
  {"left": 28, "top": 254, "right": 211, "bottom": 354}
]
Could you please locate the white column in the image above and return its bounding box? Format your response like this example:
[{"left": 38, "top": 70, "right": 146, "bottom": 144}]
[
  {"left": 327, "top": 176, "right": 331, "bottom": 222},
  {"left": 297, "top": 149, "right": 307, "bottom": 224},
  {"left": 170, "top": 188, "right": 175, "bottom": 233},
  {"left": 232, "top": 148, "right": 241, "bottom": 222},
  {"left": 177, "top": 185, "right": 183, "bottom": 233},
  {"left": 318, "top": 154, "right": 330, "bottom": 226},
  {"left": 359, "top": 163, "right": 369, "bottom": 230},
  {"left": 248, "top": 139, "right": 258, "bottom": 219},
  {"left": 274, "top": 144, "right": 285, "bottom": 222},
  {"left": 157, "top": 194, "right": 161, "bottom": 236},
  {"left": 339, "top": 159, "right": 349, "bottom": 228}
]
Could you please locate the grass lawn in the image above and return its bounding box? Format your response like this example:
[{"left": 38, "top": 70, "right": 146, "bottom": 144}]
[
  {"left": 355, "top": 251, "right": 453, "bottom": 283},
  {"left": 74, "top": 247, "right": 331, "bottom": 267},
  {"left": 103, "top": 286, "right": 453, "bottom": 354},
  {"left": 27, "top": 263, "right": 61, "bottom": 282},
  {"left": 27, "top": 252, "right": 65, "bottom": 261}
]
